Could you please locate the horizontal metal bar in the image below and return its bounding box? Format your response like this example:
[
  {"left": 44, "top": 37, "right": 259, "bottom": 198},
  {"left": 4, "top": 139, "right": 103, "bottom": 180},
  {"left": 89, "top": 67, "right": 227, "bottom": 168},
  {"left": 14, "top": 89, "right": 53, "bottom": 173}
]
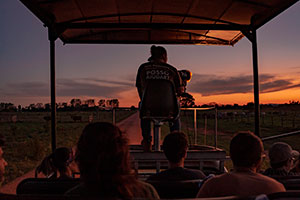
[
  {"left": 181, "top": 107, "right": 215, "bottom": 111},
  {"left": 60, "top": 23, "right": 250, "bottom": 31},
  {"left": 134, "top": 161, "right": 218, "bottom": 169},
  {"left": 262, "top": 130, "right": 300, "bottom": 142},
  {"left": 65, "top": 40, "right": 232, "bottom": 45},
  {"left": 235, "top": 0, "right": 272, "bottom": 8},
  {"left": 67, "top": 28, "right": 231, "bottom": 45},
  {"left": 61, "top": 12, "right": 236, "bottom": 25},
  {"left": 131, "top": 150, "right": 226, "bottom": 161}
]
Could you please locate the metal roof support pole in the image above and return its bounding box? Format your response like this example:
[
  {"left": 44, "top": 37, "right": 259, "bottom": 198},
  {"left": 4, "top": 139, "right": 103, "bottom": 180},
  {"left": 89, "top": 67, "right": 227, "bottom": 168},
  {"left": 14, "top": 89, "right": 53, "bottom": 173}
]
[
  {"left": 251, "top": 29, "right": 260, "bottom": 137},
  {"left": 49, "top": 28, "right": 57, "bottom": 152},
  {"left": 242, "top": 28, "right": 260, "bottom": 137}
]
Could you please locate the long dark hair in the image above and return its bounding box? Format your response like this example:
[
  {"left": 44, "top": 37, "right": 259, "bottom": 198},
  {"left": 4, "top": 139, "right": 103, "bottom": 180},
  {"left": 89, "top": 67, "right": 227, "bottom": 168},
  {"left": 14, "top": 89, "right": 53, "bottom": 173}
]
[
  {"left": 76, "top": 122, "right": 140, "bottom": 198},
  {"left": 36, "top": 147, "right": 72, "bottom": 178}
]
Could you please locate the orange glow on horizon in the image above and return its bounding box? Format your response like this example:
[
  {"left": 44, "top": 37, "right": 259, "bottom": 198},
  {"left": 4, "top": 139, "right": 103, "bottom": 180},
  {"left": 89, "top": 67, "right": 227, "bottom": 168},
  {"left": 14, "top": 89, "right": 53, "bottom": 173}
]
[
  {"left": 7, "top": 87, "right": 299, "bottom": 107},
  {"left": 192, "top": 87, "right": 300, "bottom": 106}
]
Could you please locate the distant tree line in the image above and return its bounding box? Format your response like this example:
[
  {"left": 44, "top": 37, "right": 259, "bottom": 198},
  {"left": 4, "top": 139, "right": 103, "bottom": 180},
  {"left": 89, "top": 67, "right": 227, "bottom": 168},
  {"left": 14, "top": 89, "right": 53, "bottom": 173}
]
[
  {"left": 0, "top": 98, "right": 120, "bottom": 112},
  {"left": 1, "top": 99, "right": 299, "bottom": 112}
]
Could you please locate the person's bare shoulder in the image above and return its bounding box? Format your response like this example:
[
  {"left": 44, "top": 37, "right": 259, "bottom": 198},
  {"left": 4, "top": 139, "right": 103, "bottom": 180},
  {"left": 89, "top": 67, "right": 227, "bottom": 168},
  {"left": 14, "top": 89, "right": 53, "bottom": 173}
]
[
  {"left": 197, "top": 173, "right": 228, "bottom": 198},
  {"left": 256, "top": 173, "right": 286, "bottom": 192}
]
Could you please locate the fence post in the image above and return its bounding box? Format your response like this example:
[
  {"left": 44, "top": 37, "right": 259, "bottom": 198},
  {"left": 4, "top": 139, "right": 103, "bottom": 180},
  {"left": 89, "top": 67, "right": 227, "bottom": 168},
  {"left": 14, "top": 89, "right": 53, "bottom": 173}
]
[
  {"left": 214, "top": 108, "right": 218, "bottom": 148},
  {"left": 204, "top": 115, "right": 207, "bottom": 145},
  {"left": 194, "top": 109, "right": 197, "bottom": 145},
  {"left": 112, "top": 108, "right": 116, "bottom": 124}
]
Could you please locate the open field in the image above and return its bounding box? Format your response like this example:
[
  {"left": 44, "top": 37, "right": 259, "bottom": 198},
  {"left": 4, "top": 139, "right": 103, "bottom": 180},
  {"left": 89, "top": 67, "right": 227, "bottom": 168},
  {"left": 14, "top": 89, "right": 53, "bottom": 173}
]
[
  {"left": 1, "top": 105, "right": 300, "bottom": 183},
  {"left": 165, "top": 105, "right": 300, "bottom": 170},
  {"left": 0, "top": 109, "right": 136, "bottom": 183}
]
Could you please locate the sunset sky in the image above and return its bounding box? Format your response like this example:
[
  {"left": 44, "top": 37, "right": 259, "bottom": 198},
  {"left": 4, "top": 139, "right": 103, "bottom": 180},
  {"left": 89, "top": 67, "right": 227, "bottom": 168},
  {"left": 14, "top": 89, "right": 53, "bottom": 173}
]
[{"left": 0, "top": 1, "right": 300, "bottom": 107}]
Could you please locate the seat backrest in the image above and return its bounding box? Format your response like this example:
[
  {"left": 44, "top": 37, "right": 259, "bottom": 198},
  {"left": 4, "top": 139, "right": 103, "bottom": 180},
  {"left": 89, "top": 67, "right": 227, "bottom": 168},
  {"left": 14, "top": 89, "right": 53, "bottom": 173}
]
[
  {"left": 16, "top": 178, "right": 80, "bottom": 195},
  {"left": 139, "top": 65, "right": 180, "bottom": 121},
  {"left": 147, "top": 179, "right": 202, "bottom": 198},
  {"left": 0, "top": 195, "right": 114, "bottom": 200},
  {"left": 268, "top": 191, "right": 300, "bottom": 200},
  {"left": 270, "top": 176, "right": 300, "bottom": 190}
]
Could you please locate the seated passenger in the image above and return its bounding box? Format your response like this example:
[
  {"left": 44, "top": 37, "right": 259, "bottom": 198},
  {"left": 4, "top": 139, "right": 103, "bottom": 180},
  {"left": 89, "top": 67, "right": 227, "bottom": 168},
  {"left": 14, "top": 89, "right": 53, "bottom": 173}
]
[
  {"left": 264, "top": 142, "right": 299, "bottom": 176},
  {"left": 291, "top": 151, "right": 300, "bottom": 173},
  {"left": 0, "top": 134, "right": 8, "bottom": 186},
  {"left": 36, "top": 147, "right": 74, "bottom": 179},
  {"left": 197, "top": 131, "right": 285, "bottom": 198},
  {"left": 147, "top": 131, "right": 205, "bottom": 181},
  {"left": 66, "top": 122, "right": 159, "bottom": 199}
]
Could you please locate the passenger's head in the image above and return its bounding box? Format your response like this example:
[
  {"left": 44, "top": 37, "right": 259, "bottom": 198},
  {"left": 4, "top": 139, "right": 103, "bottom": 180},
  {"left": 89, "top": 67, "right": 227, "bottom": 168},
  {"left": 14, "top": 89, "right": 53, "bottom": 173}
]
[
  {"left": 148, "top": 45, "right": 167, "bottom": 62},
  {"left": 230, "top": 131, "right": 263, "bottom": 170},
  {"left": 268, "top": 142, "right": 298, "bottom": 170},
  {"left": 163, "top": 132, "right": 188, "bottom": 164},
  {"left": 36, "top": 147, "right": 73, "bottom": 178},
  {"left": 76, "top": 122, "right": 132, "bottom": 185},
  {"left": 52, "top": 147, "right": 73, "bottom": 175},
  {"left": 0, "top": 134, "right": 8, "bottom": 184}
]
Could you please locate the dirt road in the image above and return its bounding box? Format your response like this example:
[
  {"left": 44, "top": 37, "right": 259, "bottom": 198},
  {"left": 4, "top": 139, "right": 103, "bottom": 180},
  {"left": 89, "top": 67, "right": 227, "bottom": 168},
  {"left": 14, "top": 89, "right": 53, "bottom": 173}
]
[
  {"left": 117, "top": 112, "right": 142, "bottom": 145},
  {"left": 0, "top": 112, "right": 142, "bottom": 194}
]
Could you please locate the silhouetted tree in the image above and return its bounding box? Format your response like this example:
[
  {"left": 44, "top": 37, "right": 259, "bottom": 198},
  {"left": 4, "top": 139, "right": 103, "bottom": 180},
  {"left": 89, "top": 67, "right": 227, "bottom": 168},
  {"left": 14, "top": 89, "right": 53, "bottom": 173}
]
[{"left": 180, "top": 93, "right": 195, "bottom": 108}]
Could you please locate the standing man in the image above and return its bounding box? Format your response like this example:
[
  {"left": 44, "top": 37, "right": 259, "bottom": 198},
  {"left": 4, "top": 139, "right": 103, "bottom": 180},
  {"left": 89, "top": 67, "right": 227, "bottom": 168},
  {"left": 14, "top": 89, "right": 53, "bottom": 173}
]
[
  {"left": 0, "top": 134, "right": 8, "bottom": 186},
  {"left": 136, "top": 45, "right": 184, "bottom": 152}
]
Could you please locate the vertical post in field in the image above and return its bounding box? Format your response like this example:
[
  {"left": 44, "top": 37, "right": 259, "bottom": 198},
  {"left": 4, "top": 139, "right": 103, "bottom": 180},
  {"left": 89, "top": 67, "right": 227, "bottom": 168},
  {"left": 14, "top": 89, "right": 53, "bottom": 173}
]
[
  {"left": 194, "top": 109, "right": 197, "bottom": 145},
  {"left": 112, "top": 108, "right": 116, "bottom": 124},
  {"left": 214, "top": 107, "right": 218, "bottom": 148}
]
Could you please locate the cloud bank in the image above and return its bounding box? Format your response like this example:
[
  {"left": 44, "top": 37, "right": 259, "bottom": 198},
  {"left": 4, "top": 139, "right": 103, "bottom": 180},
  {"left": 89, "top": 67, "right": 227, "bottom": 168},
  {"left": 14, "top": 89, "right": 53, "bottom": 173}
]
[
  {"left": 1, "top": 78, "right": 134, "bottom": 98},
  {"left": 188, "top": 73, "right": 300, "bottom": 96},
  {"left": 1, "top": 74, "right": 299, "bottom": 100}
]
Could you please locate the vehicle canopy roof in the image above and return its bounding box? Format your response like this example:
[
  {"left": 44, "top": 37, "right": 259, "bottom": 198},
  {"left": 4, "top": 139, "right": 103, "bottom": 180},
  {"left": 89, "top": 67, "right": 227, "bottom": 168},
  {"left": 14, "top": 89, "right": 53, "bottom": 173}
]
[
  {"left": 20, "top": 0, "right": 298, "bottom": 45},
  {"left": 19, "top": 0, "right": 299, "bottom": 145}
]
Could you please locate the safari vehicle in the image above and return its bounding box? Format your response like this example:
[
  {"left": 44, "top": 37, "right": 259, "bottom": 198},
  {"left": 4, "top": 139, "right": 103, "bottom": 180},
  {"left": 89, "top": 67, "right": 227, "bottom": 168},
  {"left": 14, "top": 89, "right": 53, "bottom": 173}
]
[{"left": 4, "top": 0, "right": 300, "bottom": 199}]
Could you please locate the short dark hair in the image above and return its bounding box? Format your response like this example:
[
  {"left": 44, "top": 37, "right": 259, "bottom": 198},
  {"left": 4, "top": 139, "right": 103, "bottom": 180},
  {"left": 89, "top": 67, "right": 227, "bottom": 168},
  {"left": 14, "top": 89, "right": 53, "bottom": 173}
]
[
  {"left": 0, "top": 134, "right": 5, "bottom": 147},
  {"left": 163, "top": 132, "right": 188, "bottom": 163},
  {"left": 230, "top": 131, "right": 263, "bottom": 168}
]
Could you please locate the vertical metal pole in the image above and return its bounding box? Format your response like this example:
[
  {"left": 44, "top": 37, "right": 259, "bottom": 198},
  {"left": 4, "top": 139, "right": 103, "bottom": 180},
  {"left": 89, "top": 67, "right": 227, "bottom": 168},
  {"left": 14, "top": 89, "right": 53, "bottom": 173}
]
[
  {"left": 154, "top": 122, "right": 161, "bottom": 151},
  {"left": 194, "top": 109, "right": 197, "bottom": 145},
  {"left": 112, "top": 108, "right": 116, "bottom": 124},
  {"left": 214, "top": 108, "right": 218, "bottom": 148},
  {"left": 204, "top": 115, "right": 207, "bottom": 145},
  {"left": 252, "top": 29, "right": 260, "bottom": 137},
  {"left": 50, "top": 36, "right": 56, "bottom": 152}
]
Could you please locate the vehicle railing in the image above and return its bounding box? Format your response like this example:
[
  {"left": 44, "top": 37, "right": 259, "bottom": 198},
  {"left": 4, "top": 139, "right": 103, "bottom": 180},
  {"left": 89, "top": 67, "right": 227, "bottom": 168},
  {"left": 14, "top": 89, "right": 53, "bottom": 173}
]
[
  {"left": 180, "top": 107, "right": 217, "bottom": 146},
  {"left": 261, "top": 130, "right": 300, "bottom": 142},
  {"left": 131, "top": 148, "right": 226, "bottom": 175},
  {"left": 112, "top": 106, "right": 218, "bottom": 147}
]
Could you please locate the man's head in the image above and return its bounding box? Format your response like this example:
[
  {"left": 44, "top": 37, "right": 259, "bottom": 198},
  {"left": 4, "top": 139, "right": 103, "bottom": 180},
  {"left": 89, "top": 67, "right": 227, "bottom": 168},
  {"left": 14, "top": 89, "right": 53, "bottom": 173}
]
[
  {"left": 148, "top": 45, "right": 167, "bottom": 63},
  {"left": 0, "top": 134, "right": 7, "bottom": 184},
  {"left": 163, "top": 132, "right": 188, "bottom": 164},
  {"left": 230, "top": 131, "right": 263, "bottom": 170},
  {"left": 268, "top": 142, "right": 298, "bottom": 170}
]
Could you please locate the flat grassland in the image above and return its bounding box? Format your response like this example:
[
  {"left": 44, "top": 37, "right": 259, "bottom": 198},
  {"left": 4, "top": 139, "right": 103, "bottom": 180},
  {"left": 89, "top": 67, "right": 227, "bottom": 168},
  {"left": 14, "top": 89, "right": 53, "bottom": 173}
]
[
  {"left": 0, "top": 109, "right": 136, "bottom": 183},
  {"left": 1, "top": 105, "right": 300, "bottom": 183},
  {"left": 165, "top": 105, "right": 300, "bottom": 170}
]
